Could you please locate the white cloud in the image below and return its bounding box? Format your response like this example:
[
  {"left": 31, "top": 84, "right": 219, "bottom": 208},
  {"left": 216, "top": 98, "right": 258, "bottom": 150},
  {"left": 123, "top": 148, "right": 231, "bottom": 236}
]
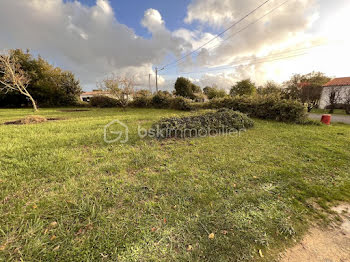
[
  {"left": 0, "top": 0, "right": 349, "bottom": 91},
  {"left": 0, "top": 0, "right": 182, "bottom": 90},
  {"left": 141, "top": 9, "right": 165, "bottom": 33},
  {"left": 179, "top": 0, "right": 350, "bottom": 87}
]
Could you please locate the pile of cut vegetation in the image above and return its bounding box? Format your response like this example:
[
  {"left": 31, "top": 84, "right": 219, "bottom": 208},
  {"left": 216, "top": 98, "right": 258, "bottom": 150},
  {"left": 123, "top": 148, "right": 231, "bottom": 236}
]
[
  {"left": 151, "top": 108, "right": 254, "bottom": 139},
  {"left": 4, "top": 115, "right": 60, "bottom": 125}
]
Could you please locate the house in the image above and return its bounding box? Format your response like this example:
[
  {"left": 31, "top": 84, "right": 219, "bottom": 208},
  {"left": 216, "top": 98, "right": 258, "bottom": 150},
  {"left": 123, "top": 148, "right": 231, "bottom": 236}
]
[
  {"left": 80, "top": 89, "right": 134, "bottom": 102},
  {"left": 80, "top": 90, "right": 112, "bottom": 102},
  {"left": 319, "top": 77, "right": 350, "bottom": 109}
]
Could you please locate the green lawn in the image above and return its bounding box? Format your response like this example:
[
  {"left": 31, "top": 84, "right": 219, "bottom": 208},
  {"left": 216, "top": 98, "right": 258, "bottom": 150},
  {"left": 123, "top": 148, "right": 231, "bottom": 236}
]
[
  {"left": 0, "top": 108, "right": 350, "bottom": 261},
  {"left": 310, "top": 108, "right": 348, "bottom": 115}
]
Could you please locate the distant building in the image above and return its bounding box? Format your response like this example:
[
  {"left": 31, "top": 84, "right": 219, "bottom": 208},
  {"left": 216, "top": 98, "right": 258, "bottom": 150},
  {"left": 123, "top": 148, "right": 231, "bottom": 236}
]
[
  {"left": 80, "top": 90, "right": 134, "bottom": 102},
  {"left": 80, "top": 90, "right": 112, "bottom": 102},
  {"left": 319, "top": 77, "right": 350, "bottom": 109}
]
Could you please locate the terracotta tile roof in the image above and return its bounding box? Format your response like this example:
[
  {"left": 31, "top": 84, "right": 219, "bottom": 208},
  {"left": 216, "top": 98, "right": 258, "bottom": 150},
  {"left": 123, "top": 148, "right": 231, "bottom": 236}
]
[
  {"left": 323, "top": 77, "right": 350, "bottom": 87},
  {"left": 298, "top": 82, "right": 311, "bottom": 88}
]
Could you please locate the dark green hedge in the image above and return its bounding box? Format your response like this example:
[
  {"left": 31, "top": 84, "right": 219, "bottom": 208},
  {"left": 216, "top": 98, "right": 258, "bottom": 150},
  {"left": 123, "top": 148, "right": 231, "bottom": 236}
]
[
  {"left": 90, "top": 96, "right": 121, "bottom": 108},
  {"left": 205, "top": 95, "right": 307, "bottom": 123}
]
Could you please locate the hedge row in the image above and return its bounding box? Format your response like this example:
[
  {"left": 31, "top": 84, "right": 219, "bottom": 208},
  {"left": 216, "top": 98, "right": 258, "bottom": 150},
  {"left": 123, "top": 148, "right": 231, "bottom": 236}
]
[
  {"left": 130, "top": 92, "right": 194, "bottom": 111},
  {"left": 204, "top": 96, "right": 307, "bottom": 123},
  {"left": 90, "top": 96, "right": 121, "bottom": 108},
  {"left": 90, "top": 94, "right": 308, "bottom": 123},
  {"left": 91, "top": 94, "right": 193, "bottom": 111},
  {"left": 151, "top": 108, "right": 254, "bottom": 139}
]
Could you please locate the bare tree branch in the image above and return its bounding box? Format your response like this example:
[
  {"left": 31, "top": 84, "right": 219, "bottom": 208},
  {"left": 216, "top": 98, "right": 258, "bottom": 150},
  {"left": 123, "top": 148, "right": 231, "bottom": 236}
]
[
  {"left": 98, "top": 74, "right": 135, "bottom": 109},
  {"left": 0, "top": 51, "right": 38, "bottom": 111}
]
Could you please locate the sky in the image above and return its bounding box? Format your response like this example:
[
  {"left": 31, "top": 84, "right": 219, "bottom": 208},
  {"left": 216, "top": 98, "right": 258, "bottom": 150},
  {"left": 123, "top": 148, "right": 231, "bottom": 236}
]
[{"left": 0, "top": 0, "right": 349, "bottom": 92}]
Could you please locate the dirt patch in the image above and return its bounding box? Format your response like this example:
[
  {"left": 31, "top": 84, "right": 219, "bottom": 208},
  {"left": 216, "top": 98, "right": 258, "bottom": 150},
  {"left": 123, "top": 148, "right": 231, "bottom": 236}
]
[
  {"left": 58, "top": 109, "right": 90, "bottom": 112},
  {"left": 4, "top": 115, "right": 63, "bottom": 125},
  {"left": 280, "top": 204, "right": 350, "bottom": 262}
]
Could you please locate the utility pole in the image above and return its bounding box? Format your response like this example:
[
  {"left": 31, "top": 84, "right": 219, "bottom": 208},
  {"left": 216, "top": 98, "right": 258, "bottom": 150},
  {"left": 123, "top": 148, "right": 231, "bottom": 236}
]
[
  {"left": 148, "top": 73, "right": 152, "bottom": 93},
  {"left": 155, "top": 67, "right": 159, "bottom": 93}
]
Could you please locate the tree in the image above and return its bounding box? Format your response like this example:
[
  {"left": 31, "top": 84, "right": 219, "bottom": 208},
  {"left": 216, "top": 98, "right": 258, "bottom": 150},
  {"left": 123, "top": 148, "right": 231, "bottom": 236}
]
[
  {"left": 56, "top": 72, "right": 82, "bottom": 105},
  {"left": 174, "top": 77, "right": 201, "bottom": 99},
  {"left": 203, "top": 86, "right": 226, "bottom": 99},
  {"left": 0, "top": 49, "right": 81, "bottom": 108},
  {"left": 230, "top": 79, "right": 256, "bottom": 96},
  {"left": 257, "top": 81, "right": 282, "bottom": 96},
  {"left": 0, "top": 51, "right": 37, "bottom": 111},
  {"left": 98, "top": 74, "right": 135, "bottom": 108},
  {"left": 327, "top": 86, "right": 342, "bottom": 113},
  {"left": 283, "top": 72, "right": 330, "bottom": 106}
]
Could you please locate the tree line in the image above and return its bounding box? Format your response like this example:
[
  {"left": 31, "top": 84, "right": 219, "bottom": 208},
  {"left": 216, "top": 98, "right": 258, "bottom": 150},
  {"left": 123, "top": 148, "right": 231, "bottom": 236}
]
[
  {"left": 0, "top": 49, "right": 81, "bottom": 110},
  {"left": 173, "top": 72, "right": 332, "bottom": 110},
  {"left": 1, "top": 49, "right": 348, "bottom": 113}
]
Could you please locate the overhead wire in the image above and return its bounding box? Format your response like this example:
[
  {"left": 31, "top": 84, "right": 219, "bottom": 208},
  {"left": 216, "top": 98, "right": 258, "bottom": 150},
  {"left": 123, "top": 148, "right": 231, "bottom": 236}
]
[
  {"left": 159, "top": 0, "right": 272, "bottom": 70},
  {"left": 164, "top": 43, "right": 328, "bottom": 76},
  {"left": 170, "top": 0, "right": 292, "bottom": 71}
]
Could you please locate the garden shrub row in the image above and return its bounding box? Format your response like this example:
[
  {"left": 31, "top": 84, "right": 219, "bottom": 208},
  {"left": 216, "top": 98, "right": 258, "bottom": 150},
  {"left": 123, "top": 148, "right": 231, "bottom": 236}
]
[
  {"left": 151, "top": 108, "right": 254, "bottom": 139},
  {"left": 114, "top": 92, "right": 194, "bottom": 111},
  {"left": 90, "top": 93, "right": 307, "bottom": 123},
  {"left": 91, "top": 93, "right": 193, "bottom": 111},
  {"left": 89, "top": 96, "right": 121, "bottom": 108},
  {"left": 204, "top": 95, "right": 307, "bottom": 123}
]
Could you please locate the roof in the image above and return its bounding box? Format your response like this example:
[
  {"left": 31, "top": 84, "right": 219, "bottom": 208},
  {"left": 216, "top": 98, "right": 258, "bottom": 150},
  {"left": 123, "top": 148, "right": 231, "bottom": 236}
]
[
  {"left": 323, "top": 77, "right": 350, "bottom": 87},
  {"left": 298, "top": 82, "right": 311, "bottom": 88},
  {"left": 81, "top": 91, "right": 110, "bottom": 96}
]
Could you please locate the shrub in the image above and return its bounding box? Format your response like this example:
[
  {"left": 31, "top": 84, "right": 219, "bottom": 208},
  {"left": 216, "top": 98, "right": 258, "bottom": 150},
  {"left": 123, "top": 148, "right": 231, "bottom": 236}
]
[
  {"left": 131, "top": 96, "right": 152, "bottom": 108},
  {"left": 174, "top": 77, "right": 202, "bottom": 99},
  {"left": 230, "top": 79, "right": 256, "bottom": 96},
  {"left": 151, "top": 92, "right": 172, "bottom": 109},
  {"left": 151, "top": 108, "right": 254, "bottom": 139},
  {"left": 90, "top": 96, "right": 120, "bottom": 108},
  {"left": 207, "top": 95, "right": 307, "bottom": 123},
  {"left": 170, "top": 97, "right": 193, "bottom": 111}
]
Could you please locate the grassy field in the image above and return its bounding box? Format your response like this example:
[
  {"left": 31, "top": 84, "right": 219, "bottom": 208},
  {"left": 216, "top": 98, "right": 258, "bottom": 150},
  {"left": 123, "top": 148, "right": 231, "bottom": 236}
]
[
  {"left": 0, "top": 108, "right": 350, "bottom": 261},
  {"left": 310, "top": 108, "right": 348, "bottom": 115}
]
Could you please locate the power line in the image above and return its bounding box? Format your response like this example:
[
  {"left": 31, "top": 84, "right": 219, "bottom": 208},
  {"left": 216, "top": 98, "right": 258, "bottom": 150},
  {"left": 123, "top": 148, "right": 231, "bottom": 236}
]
[
  {"left": 161, "top": 45, "right": 323, "bottom": 76},
  {"left": 174, "top": 52, "right": 307, "bottom": 75},
  {"left": 159, "top": 0, "right": 271, "bottom": 71},
  {"left": 208, "top": 0, "right": 291, "bottom": 54},
  {"left": 169, "top": 43, "right": 328, "bottom": 76},
  {"left": 173, "top": 0, "right": 292, "bottom": 70}
]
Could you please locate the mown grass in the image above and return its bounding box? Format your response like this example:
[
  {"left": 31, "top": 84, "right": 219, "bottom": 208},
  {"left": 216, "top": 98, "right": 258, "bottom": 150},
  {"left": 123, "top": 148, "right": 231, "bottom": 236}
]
[
  {"left": 0, "top": 108, "right": 349, "bottom": 261},
  {"left": 311, "top": 108, "right": 347, "bottom": 115}
]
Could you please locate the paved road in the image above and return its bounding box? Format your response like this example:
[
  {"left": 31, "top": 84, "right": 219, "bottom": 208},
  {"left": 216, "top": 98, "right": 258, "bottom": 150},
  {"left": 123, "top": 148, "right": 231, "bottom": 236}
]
[{"left": 308, "top": 113, "right": 350, "bottom": 124}]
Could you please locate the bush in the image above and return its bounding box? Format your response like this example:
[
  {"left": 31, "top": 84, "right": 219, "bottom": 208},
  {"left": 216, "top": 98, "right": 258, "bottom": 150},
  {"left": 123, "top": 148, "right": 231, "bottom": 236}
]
[
  {"left": 174, "top": 77, "right": 202, "bottom": 99},
  {"left": 73, "top": 100, "right": 90, "bottom": 108},
  {"left": 151, "top": 108, "right": 254, "bottom": 139},
  {"left": 207, "top": 95, "right": 307, "bottom": 123},
  {"left": 90, "top": 96, "right": 120, "bottom": 108},
  {"left": 151, "top": 92, "right": 172, "bottom": 109},
  {"left": 131, "top": 96, "right": 152, "bottom": 108},
  {"left": 170, "top": 97, "right": 193, "bottom": 111}
]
